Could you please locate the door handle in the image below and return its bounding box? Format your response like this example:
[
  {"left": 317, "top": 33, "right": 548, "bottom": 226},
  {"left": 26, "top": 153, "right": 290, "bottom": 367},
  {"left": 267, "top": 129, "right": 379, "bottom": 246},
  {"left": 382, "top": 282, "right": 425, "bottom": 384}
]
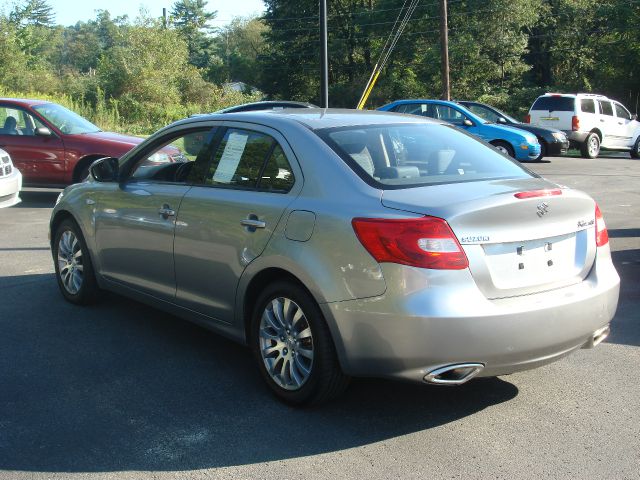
[
  {"left": 241, "top": 219, "right": 266, "bottom": 229},
  {"left": 158, "top": 204, "right": 176, "bottom": 219}
]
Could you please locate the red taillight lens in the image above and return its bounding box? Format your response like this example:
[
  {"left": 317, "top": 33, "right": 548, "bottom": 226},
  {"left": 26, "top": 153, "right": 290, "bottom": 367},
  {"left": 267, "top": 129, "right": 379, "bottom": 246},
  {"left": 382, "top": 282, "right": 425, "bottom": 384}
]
[
  {"left": 351, "top": 216, "right": 469, "bottom": 270},
  {"left": 524, "top": 114, "right": 531, "bottom": 123},
  {"left": 572, "top": 115, "right": 580, "bottom": 131},
  {"left": 514, "top": 189, "right": 562, "bottom": 199},
  {"left": 595, "top": 204, "right": 609, "bottom": 247}
]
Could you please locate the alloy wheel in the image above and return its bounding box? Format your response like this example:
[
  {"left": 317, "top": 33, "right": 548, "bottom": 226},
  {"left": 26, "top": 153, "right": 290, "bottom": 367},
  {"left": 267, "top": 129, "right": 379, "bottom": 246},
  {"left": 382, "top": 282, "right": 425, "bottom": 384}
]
[
  {"left": 588, "top": 136, "right": 599, "bottom": 157},
  {"left": 259, "top": 297, "right": 314, "bottom": 391},
  {"left": 57, "top": 230, "right": 84, "bottom": 295}
]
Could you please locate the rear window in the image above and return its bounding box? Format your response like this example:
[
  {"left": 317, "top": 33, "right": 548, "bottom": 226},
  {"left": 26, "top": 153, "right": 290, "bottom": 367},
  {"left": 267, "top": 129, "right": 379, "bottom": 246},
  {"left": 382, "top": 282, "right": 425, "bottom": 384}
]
[
  {"left": 598, "top": 101, "right": 613, "bottom": 116},
  {"left": 531, "top": 96, "right": 575, "bottom": 112},
  {"left": 316, "top": 124, "right": 532, "bottom": 189}
]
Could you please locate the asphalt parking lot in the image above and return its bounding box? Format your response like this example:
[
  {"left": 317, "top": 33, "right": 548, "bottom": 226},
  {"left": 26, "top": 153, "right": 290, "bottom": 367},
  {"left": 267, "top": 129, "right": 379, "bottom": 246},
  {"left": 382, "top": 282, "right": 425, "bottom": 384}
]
[{"left": 0, "top": 153, "right": 638, "bottom": 480}]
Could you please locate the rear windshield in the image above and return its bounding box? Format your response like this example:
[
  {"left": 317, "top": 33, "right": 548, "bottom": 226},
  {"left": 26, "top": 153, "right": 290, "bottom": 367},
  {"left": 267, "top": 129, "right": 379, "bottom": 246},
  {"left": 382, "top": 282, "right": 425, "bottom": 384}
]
[
  {"left": 316, "top": 123, "right": 532, "bottom": 189},
  {"left": 531, "top": 96, "right": 575, "bottom": 112}
]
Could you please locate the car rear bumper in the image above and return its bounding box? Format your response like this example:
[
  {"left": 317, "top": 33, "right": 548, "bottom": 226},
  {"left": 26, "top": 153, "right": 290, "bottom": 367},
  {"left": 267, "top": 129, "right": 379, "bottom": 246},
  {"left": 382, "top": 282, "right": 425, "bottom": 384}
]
[
  {"left": 0, "top": 170, "right": 22, "bottom": 208},
  {"left": 565, "top": 131, "right": 589, "bottom": 144},
  {"left": 322, "top": 248, "right": 620, "bottom": 383}
]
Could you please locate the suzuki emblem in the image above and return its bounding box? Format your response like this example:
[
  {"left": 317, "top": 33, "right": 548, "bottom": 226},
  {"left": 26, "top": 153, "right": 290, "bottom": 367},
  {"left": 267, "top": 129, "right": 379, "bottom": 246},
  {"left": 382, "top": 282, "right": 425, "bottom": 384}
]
[{"left": 537, "top": 202, "right": 549, "bottom": 217}]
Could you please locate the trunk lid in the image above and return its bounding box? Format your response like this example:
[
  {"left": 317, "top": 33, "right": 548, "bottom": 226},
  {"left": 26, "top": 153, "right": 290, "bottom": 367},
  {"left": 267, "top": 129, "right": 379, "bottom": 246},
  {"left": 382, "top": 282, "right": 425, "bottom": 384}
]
[{"left": 381, "top": 178, "right": 597, "bottom": 299}]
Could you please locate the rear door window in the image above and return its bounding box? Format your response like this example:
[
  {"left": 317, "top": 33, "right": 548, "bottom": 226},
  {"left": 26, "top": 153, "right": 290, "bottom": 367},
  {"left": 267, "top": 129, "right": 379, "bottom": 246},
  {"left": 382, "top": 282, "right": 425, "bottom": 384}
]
[
  {"left": 614, "top": 103, "right": 631, "bottom": 120},
  {"left": 598, "top": 101, "right": 614, "bottom": 116},
  {"left": 531, "top": 96, "right": 575, "bottom": 111}
]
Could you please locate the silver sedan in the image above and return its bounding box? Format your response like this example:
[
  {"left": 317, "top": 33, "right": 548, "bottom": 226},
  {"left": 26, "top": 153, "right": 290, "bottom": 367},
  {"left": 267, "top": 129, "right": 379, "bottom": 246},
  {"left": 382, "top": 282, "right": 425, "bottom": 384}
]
[{"left": 50, "top": 109, "right": 620, "bottom": 405}]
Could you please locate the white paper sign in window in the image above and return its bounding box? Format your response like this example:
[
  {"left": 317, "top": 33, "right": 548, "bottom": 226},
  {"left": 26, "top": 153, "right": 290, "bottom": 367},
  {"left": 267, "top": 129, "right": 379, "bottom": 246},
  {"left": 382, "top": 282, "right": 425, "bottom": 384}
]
[{"left": 212, "top": 132, "right": 249, "bottom": 183}]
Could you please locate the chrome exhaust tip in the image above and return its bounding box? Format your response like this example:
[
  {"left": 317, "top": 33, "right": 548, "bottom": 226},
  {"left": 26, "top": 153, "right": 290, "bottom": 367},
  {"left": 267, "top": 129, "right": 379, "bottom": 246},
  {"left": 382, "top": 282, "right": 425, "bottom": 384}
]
[
  {"left": 583, "top": 325, "right": 610, "bottom": 349},
  {"left": 424, "top": 363, "right": 484, "bottom": 385}
]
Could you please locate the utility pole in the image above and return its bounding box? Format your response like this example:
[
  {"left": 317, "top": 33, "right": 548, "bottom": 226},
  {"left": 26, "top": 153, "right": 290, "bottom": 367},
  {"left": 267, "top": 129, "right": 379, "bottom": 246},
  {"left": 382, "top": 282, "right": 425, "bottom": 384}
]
[
  {"left": 440, "top": 0, "right": 450, "bottom": 101},
  {"left": 162, "top": 8, "right": 167, "bottom": 28},
  {"left": 320, "top": 0, "right": 329, "bottom": 108}
]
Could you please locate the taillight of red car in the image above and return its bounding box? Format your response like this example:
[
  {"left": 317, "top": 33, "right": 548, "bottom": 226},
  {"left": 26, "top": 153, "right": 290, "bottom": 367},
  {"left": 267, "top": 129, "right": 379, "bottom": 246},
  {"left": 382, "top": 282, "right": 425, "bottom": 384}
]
[
  {"left": 351, "top": 216, "right": 469, "bottom": 270},
  {"left": 595, "top": 204, "right": 609, "bottom": 247}
]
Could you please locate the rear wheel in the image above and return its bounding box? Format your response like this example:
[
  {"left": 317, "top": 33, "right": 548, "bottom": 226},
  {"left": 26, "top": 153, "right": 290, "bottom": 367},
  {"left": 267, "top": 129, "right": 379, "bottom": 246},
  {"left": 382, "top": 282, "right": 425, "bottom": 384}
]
[
  {"left": 581, "top": 133, "right": 600, "bottom": 158},
  {"left": 53, "top": 218, "right": 99, "bottom": 304},
  {"left": 631, "top": 137, "right": 640, "bottom": 159},
  {"left": 492, "top": 141, "right": 515, "bottom": 158},
  {"left": 251, "top": 281, "right": 349, "bottom": 405}
]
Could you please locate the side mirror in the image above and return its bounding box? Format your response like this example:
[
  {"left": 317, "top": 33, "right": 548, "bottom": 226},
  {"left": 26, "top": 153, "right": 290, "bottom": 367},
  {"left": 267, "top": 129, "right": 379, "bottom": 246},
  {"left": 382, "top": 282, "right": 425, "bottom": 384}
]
[
  {"left": 463, "top": 118, "right": 474, "bottom": 127},
  {"left": 35, "top": 126, "right": 53, "bottom": 136},
  {"left": 497, "top": 117, "right": 507, "bottom": 124},
  {"left": 90, "top": 157, "right": 119, "bottom": 182}
]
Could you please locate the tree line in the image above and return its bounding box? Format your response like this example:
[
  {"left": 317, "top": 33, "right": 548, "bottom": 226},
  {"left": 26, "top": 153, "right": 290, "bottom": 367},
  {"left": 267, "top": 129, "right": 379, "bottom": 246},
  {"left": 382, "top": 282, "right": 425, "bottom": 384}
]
[{"left": 0, "top": 0, "right": 638, "bottom": 133}]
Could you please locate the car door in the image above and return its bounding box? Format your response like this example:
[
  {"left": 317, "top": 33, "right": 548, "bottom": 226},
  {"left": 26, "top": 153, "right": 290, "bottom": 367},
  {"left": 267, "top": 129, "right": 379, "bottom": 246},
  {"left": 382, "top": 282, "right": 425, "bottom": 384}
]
[
  {"left": 94, "top": 126, "right": 218, "bottom": 300},
  {"left": 173, "top": 124, "right": 302, "bottom": 323},
  {"left": 612, "top": 102, "right": 638, "bottom": 148},
  {"left": 596, "top": 100, "right": 617, "bottom": 148},
  {"left": 0, "top": 105, "right": 66, "bottom": 185}
]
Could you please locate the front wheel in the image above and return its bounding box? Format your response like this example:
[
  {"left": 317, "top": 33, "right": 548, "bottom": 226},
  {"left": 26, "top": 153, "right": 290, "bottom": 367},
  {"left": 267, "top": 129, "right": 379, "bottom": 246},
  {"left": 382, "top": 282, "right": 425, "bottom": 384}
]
[
  {"left": 631, "top": 137, "right": 640, "bottom": 159},
  {"left": 492, "top": 141, "right": 515, "bottom": 158},
  {"left": 251, "top": 281, "right": 349, "bottom": 405},
  {"left": 53, "top": 218, "right": 99, "bottom": 304},
  {"left": 581, "top": 133, "right": 600, "bottom": 158}
]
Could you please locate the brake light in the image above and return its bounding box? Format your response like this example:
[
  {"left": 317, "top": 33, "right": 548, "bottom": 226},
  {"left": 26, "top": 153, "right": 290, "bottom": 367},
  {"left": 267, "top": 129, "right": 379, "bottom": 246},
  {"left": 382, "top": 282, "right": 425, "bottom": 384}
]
[
  {"left": 524, "top": 114, "right": 531, "bottom": 124},
  {"left": 595, "top": 204, "right": 609, "bottom": 247},
  {"left": 572, "top": 115, "right": 580, "bottom": 131},
  {"left": 514, "top": 189, "right": 562, "bottom": 199},
  {"left": 351, "top": 216, "right": 469, "bottom": 270}
]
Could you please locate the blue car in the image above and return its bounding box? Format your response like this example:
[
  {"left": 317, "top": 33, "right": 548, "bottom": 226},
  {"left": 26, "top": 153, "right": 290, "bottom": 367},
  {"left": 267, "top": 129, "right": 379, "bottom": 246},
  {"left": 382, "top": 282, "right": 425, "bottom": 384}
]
[{"left": 378, "top": 99, "right": 541, "bottom": 161}]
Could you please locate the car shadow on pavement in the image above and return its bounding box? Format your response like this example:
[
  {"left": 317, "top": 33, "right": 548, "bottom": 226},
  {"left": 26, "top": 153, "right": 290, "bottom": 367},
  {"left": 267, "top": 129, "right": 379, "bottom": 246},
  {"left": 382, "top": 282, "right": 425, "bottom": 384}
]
[
  {"left": 607, "top": 248, "right": 640, "bottom": 348},
  {"left": 15, "top": 190, "right": 61, "bottom": 208},
  {"left": 0, "top": 273, "right": 518, "bottom": 473}
]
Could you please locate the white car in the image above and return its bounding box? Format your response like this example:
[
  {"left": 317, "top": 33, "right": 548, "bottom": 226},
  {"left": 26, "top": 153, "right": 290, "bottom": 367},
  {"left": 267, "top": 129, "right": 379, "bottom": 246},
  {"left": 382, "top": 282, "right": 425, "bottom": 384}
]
[
  {"left": 0, "top": 148, "right": 22, "bottom": 208},
  {"left": 527, "top": 93, "right": 640, "bottom": 159}
]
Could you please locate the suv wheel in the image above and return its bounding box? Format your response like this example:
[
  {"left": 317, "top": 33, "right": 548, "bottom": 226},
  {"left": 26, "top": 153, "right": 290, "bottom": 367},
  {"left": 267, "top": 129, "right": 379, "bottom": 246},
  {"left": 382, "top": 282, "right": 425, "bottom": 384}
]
[
  {"left": 631, "top": 137, "right": 640, "bottom": 159},
  {"left": 251, "top": 281, "right": 349, "bottom": 405},
  {"left": 581, "top": 133, "right": 600, "bottom": 158}
]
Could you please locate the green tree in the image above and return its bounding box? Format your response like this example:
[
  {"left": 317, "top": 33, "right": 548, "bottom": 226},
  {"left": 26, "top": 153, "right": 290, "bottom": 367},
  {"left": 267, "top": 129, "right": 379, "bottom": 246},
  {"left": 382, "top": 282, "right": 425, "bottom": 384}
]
[{"left": 171, "top": 0, "right": 217, "bottom": 68}]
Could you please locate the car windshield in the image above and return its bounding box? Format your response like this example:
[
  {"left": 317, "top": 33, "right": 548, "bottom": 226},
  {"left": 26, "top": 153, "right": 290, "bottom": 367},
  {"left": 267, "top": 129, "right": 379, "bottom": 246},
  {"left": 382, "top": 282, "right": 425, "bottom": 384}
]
[
  {"left": 318, "top": 123, "right": 532, "bottom": 188},
  {"left": 33, "top": 103, "right": 101, "bottom": 134}
]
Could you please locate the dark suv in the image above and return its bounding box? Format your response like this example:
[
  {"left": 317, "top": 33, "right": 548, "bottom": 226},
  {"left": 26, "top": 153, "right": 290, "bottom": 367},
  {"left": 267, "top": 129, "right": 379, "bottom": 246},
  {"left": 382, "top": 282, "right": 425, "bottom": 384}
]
[{"left": 0, "top": 98, "right": 182, "bottom": 187}]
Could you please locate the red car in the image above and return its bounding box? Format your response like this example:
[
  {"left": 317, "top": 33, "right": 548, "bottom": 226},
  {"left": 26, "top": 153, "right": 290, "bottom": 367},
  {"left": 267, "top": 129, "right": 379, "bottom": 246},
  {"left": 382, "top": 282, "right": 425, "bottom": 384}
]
[{"left": 0, "top": 98, "right": 183, "bottom": 187}]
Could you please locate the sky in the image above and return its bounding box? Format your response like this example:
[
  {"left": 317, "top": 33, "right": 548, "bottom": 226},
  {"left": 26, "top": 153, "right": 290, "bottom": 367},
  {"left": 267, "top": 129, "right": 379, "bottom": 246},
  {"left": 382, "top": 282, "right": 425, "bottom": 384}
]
[{"left": 44, "top": 0, "right": 266, "bottom": 27}]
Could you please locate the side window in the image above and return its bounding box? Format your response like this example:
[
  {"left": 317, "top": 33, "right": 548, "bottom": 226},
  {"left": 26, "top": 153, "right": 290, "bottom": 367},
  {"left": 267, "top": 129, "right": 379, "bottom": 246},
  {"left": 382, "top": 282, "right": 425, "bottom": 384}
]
[
  {"left": 130, "top": 128, "right": 217, "bottom": 182},
  {"left": 467, "top": 105, "right": 499, "bottom": 122},
  {"left": 580, "top": 99, "right": 596, "bottom": 114},
  {"left": 614, "top": 103, "right": 631, "bottom": 120},
  {"left": 598, "top": 101, "right": 614, "bottom": 116},
  {"left": 206, "top": 129, "right": 274, "bottom": 189},
  {"left": 435, "top": 106, "right": 464, "bottom": 125},
  {"left": 258, "top": 145, "right": 295, "bottom": 193}
]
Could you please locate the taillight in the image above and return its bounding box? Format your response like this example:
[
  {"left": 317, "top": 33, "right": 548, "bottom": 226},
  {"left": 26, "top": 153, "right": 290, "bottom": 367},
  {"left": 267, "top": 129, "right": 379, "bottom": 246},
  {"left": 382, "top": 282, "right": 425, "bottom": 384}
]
[
  {"left": 524, "top": 114, "right": 531, "bottom": 124},
  {"left": 595, "top": 204, "right": 608, "bottom": 247},
  {"left": 351, "top": 216, "right": 469, "bottom": 270},
  {"left": 514, "top": 189, "right": 562, "bottom": 199},
  {"left": 572, "top": 115, "right": 580, "bottom": 131}
]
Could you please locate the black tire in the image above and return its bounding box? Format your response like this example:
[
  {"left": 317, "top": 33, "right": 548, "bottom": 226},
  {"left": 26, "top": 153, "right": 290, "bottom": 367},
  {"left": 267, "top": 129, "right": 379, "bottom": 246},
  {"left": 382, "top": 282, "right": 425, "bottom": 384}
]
[
  {"left": 250, "top": 280, "right": 349, "bottom": 406},
  {"left": 631, "top": 137, "right": 640, "bottom": 159},
  {"left": 491, "top": 140, "right": 515, "bottom": 158},
  {"left": 52, "top": 218, "right": 99, "bottom": 305},
  {"left": 580, "top": 132, "right": 600, "bottom": 158},
  {"left": 534, "top": 140, "right": 546, "bottom": 162}
]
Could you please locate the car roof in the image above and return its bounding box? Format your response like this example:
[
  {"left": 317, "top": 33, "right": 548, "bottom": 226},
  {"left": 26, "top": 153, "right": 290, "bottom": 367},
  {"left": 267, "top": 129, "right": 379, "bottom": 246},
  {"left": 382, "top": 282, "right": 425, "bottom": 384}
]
[
  {"left": 0, "top": 97, "right": 52, "bottom": 107},
  {"left": 216, "top": 101, "right": 318, "bottom": 113},
  {"left": 180, "top": 108, "right": 443, "bottom": 130}
]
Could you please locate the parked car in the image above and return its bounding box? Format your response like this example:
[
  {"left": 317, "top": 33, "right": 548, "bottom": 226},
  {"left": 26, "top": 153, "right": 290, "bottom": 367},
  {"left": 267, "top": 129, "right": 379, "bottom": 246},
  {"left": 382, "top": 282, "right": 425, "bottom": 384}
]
[
  {"left": 458, "top": 100, "right": 569, "bottom": 161},
  {"left": 0, "top": 148, "right": 22, "bottom": 208},
  {"left": 527, "top": 93, "right": 640, "bottom": 159},
  {"left": 0, "top": 98, "right": 184, "bottom": 187},
  {"left": 215, "top": 101, "right": 317, "bottom": 113},
  {"left": 50, "top": 109, "right": 619, "bottom": 405},
  {"left": 378, "top": 99, "right": 542, "bottom": 161}
]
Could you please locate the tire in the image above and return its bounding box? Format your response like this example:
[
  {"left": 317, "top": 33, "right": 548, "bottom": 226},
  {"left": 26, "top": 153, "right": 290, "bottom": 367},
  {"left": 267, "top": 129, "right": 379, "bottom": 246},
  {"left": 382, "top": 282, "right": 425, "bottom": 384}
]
[
  {"left": 492, "top": 141, "right": 515, "bottom": 158},
  {"left": 534, "top": 141, "right": 546, "bottom": 162},
  {"left": 53, "top": 218, "right": 99, "bottom": 305},
  {"left": 250, "top": 281, "right": 349, "bottom": 405},
  {"left": 580, "top": 133, "right": 600, "bottom": 158},
  {"left": 631, "top": 137, "right": 640, "bottom": 159},
  {"left": 76, "top": 163, "right": 91, "bottom": 183}
]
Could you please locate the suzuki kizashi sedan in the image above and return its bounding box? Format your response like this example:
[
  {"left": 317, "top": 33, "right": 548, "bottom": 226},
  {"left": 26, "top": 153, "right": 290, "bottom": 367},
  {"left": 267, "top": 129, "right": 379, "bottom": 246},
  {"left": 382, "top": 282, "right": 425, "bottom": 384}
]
[{"left": 50, "top": 109, "right": 620, "bottom": 405}]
